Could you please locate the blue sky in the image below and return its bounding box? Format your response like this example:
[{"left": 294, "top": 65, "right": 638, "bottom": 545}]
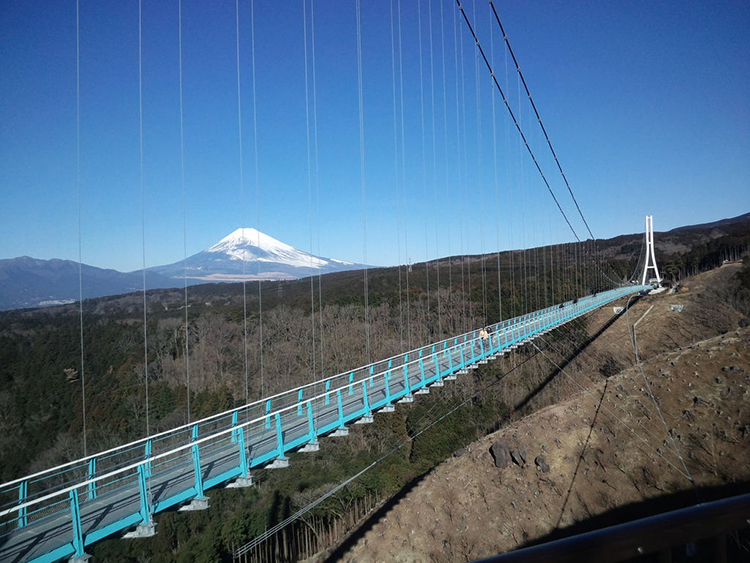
[{"left": 1, "top": 0, "right": 748, "bottom": 271}]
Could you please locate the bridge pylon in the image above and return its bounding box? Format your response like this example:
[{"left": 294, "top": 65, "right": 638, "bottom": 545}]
[{"left": 641, "top": 215, "right": 662, "bottom": 286}]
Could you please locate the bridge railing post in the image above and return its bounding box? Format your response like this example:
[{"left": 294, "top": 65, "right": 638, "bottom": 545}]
[
  {"left": 362, "top": 381, "right": 371, "bottom": 417},
  {"left": 348, "top": 372, "right": 355, "bottom": 396},
  {"left": 87, "top": 457, "right": 97, "bottom": 500},
  {"left": 402, "top": 354, "right": 411, "bottom": 397},
  {"left": 136, "top": 438, "right": 154, "bottom": 526},
  {"left": 265, "top": 400, "right": 272, "bottom": 429},
  {"left": 17, "top": 480, "right": 27, "bottom": 529},
  {"left": 432, "top": 353, "right": 440, "bottom": 382},
  {"left": 297, "top": 389, "right": 304, "bottom": 415},
  {"left": 384, "top": 359, "right": 393, "bottom": 404},
  {"left": 232, "top": 411, "right": 250, "bottom": 477},
  {"left": 325, "top": 380, "right": 331, "bottom": 405},
  {"left": 275, "top": 412, "right": 286, "bottom": 457}
]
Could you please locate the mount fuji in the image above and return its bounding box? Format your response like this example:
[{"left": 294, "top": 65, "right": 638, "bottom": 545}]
[{"left": 150, "top": 228, "right": 367, "bottom": 281}]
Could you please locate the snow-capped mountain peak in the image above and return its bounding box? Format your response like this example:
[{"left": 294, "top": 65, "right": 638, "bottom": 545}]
[
  {"left": 207, "top": 228, "right": 291, "bottom": 254},
  {"left": 206, "top": 227, "right": 328, "bottom": 268}
]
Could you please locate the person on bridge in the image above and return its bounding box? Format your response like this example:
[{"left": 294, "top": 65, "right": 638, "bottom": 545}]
[{"left": 479, "top": 327, "right": 489, "bottom": 344}]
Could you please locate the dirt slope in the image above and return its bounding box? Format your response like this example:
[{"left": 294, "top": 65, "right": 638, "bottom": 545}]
[{"left": 336, "top": 267, "right": 750, "bottom": 562}]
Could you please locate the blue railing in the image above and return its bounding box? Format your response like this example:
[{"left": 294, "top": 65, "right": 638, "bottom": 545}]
[{"left": 0, "top": 285, "right": 650, "bottom": 563}]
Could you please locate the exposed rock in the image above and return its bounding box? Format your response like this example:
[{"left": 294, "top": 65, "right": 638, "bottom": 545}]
[
  {"left": 490, "top": 440, "right": 511, "bottom": 469},
  {"left": 534, "top": 455, "right": 550, "bottom": 473},
  {"left": 510, "top": 445, "right": 528, "bottom": 468}
]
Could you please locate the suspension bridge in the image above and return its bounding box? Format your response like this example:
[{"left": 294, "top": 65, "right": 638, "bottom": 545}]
[
  {"left": 0, "top": 281, "right": 655, "bottom": 563},
  {"left": 0, "top": 0, "right": 684, "bottom": 561}
]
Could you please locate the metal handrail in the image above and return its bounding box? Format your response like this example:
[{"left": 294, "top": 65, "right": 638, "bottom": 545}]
[{"left": 475, "top": 493, "right": 750, "bottom": 563}]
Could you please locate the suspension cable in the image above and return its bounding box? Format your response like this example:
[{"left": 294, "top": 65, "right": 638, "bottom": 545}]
[
  {"left": 234, "top": 0, "right": 250, "bottom": 406},
  {"left": 249, "top": 0, "right": 264, "bottom": 399},
  {"left": 75, "top": 0, "right": 87, "bottom": 456},
  {"left": 310, "top": 0, "right": 326, "bottom": 388},
  {"left": 390, "top": 0, "right": 405, "bottom": 350},
  {"left": 178, "top": 0, "right": 191, "bottom": 423},
  {"left": 302, "top": 0, "right": 317, "bottom": 385},
  {"left": 428, "top": 0, "right": 442, "bottom": 339},
  {"left": 417, "top": 0, "right": 430, "bottom": 334},
  {"left": 138, "top": 0, "right": 150, "bottom": 439},
  {"left": 355, "top": 0, "right": 371, "bottom": 363},
  {"left": 489, "top": 1, "right": 503, "bottom": 323}
]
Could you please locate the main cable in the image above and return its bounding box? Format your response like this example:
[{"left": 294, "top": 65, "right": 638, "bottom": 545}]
[
  {"left": 454, "top": 0, "right": 580, "bottom": 243},
  {"left": 488, "top": 0, "right": 593, "bottom": 241}
]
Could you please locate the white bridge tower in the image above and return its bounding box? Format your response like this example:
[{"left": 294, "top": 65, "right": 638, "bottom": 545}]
[{"left": 641, "top": 215, "right": 662, "bottom": 285}]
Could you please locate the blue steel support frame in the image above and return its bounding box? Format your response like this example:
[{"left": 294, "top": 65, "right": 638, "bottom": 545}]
[
  {"left": 336, "top": 390, "right": 345, "bottom": 428},
  {"left": 69, "top": 489, "right": 85, "bottom": 558},
  {"left": 275, "top": 413, "right": 286, "bottom": 457},
  {"left": 307, "top": 401, "right": 316, "bottom": 441},
  {"left": 384, "top": 363, "right": 392, "bottom": 405},
  {"left": 233, "top": 411, "right": 250, "bottom": 477},
  {"left": 191, "top": 424, "right": 205, "bottom": 498},
  {"left": 136, "top": 461, "right": 151, "bottom": 525}
]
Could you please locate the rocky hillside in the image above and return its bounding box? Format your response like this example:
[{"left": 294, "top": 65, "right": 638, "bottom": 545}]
[{"left": 332, "top": 264, "right": 750, "bottom": 562}]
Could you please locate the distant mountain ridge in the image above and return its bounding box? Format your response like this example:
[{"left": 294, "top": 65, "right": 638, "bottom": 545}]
[
  {"left": 0, "top": 228, "right": 366, "bottom": 311},
  {"left": 0, "top": 256, "right": 178, "bottom": 311}
]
